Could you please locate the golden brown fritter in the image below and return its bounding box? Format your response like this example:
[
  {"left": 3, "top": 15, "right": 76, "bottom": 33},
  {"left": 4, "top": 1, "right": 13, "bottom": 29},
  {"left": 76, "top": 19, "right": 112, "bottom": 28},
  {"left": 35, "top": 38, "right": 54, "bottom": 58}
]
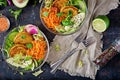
[
  {"left": 60, "top": 6, "right": 78, "bottom": 17},
  {"left": 52, "top": 0, "right": 69, "bottom": 10},
  {"left": 14, "top": 32, "right": 33, "bottom": 44},
  {"left": 10, "top": 44, "right": 27, "bottom": 57}
]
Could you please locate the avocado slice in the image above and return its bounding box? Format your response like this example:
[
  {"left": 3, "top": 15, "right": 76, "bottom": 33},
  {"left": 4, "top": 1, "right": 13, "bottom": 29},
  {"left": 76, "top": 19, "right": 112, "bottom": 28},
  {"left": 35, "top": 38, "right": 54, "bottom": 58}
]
[
  {"left": 78, "top": 0, "right": 87, "bottom": 12},
  {"left": 72, "top": 0, "right": 87, "bottom": 12},
  {"left": 12, "top": 0, "right": 29, "bottom": 8},
  {"left": 8, "top": 32, "right": 19, "bottom": 41}
]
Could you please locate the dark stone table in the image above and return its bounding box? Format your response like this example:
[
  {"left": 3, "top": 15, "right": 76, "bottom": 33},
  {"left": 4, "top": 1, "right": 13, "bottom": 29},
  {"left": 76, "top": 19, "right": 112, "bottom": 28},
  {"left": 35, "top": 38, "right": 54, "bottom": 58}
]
[{"left": 0, "top": 1, "right": 120, "bottom": 80}]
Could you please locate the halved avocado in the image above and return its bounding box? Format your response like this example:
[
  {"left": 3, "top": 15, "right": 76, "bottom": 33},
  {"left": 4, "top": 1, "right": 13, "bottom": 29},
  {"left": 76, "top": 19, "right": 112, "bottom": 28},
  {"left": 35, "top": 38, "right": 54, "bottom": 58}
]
[{"left": 12, "top": 0, "right": 29, "bottom": 8}]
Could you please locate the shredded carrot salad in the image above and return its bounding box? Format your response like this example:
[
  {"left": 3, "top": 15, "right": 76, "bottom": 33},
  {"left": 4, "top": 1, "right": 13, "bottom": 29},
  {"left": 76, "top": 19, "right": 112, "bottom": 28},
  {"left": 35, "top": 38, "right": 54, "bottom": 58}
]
[
  {"left": 41, "top": 7, "right": 65, "bottom": 32},
  {"left": 27, "top": 38, "right": 47, "bottom": 60}
]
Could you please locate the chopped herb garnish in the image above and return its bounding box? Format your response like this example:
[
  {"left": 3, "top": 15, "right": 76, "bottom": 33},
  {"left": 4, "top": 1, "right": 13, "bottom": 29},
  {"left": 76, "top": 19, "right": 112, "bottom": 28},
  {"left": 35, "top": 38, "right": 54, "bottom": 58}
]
[
  {"left": 21, "top": 35, "right": 26, "bottom": 39},
  {"left": 83, "top": 49, "right": 88, "bottom": 55},
  {"left": 57, "top": 12, "right": 63, "bottom": 17},
  {"left": 43, "top": 12, "right": 49, "bottom": 17},
  {"left": 26, "top": 43, "right": 33, "bottom": 49},
  {"left": 78, "top": 60, "right": 83, "bottom": 67},
  {"left": 54, "top": 44, "right": 60, "bottom": 51},
  {"left": 62, "top": 20, "right": 74, "bottom": 26},
  {"left": 67, "top": 10, "right": 73, "bottom": 18}
]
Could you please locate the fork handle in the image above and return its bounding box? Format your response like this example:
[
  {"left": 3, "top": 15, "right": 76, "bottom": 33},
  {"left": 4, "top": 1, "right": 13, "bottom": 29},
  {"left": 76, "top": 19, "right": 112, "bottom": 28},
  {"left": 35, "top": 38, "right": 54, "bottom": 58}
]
[
  {"left": 51, "top": 49, "right": 74, "bottom": 68},
  {"left": 50, "top": 48, "right": 79, "bottom": 74}
]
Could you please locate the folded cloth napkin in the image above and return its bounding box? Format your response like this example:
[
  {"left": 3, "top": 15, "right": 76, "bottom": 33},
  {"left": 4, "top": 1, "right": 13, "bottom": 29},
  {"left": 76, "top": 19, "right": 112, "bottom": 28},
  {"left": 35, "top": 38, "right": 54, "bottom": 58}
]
[{"left": 47, "top": 0, "right": 119, "bottom": 79}]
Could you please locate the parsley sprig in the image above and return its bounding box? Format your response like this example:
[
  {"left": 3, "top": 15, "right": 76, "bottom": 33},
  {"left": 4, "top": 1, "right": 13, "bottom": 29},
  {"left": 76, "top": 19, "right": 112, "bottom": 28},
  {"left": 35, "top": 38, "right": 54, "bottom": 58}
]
[{"left": 9, "top": 9, "right": 22, "bottom": 20}]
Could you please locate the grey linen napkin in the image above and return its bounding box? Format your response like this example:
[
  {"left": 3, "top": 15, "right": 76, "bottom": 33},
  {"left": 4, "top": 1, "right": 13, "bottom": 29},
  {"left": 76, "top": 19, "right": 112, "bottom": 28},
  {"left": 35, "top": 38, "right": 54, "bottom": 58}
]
[{"left": 47, "top": 0, "right": 119, "bottom": 79}]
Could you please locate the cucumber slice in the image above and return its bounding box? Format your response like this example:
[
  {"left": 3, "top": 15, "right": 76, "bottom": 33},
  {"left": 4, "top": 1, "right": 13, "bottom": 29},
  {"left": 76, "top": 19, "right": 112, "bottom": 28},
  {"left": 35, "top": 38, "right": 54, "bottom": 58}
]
[
  {"left": 24, "top": 62, "right": 34, "bottom": 71},
  {"left": 34, "top": 59, "right": 38, "bottom": 67},
  {"left": 31, "top": 62, "right": 35, "bottom": 71},
  {"left": 23, "top": 59, "right": 33, "bottom": 66}
]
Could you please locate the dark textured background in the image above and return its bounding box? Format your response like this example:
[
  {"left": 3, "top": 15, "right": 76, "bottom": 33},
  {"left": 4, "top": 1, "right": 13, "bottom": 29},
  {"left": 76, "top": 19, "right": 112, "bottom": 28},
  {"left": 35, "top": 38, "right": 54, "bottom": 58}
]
[{"left": 0, "top": 1, "right": 120, "bottom": 80}]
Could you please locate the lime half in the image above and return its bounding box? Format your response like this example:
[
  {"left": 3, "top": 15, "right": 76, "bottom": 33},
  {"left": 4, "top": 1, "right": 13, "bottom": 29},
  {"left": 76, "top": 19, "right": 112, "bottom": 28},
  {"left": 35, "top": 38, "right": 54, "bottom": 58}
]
[{"left": 92, "top": 15, "right": 110, "bottom": 32}]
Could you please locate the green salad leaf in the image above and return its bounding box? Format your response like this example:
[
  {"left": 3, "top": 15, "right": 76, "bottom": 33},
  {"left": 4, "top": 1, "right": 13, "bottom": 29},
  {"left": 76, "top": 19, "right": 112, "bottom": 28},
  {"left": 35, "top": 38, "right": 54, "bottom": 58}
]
[
  {"left": 6, "top": 53, "right": 35, "bottom": 71},
  {"left": 62, "top": 20, "right": 74, "bottom": 26},
  {"left": 38, "top": 59, "right": 43, "bottom": 65},
  {"left": 18, "top": 26, "right": 25, "bottom": 32},
  {"left": 24, "top": 56, "right": 32, "bottom": 61},
  {"left": 0, "top": 0, "right": 7, "bottom": 6},
  {"left": 24, "top": 62, "right": 34, "bottom": 71},
  {"left": 9, "top": 9, "right": 22, "bottom": 20},
  {"left": 61, "top": 10, "right": 74, "bottom": 26},
  {"left": 13, "top": 53, "right": 23, "bottom": 63}
]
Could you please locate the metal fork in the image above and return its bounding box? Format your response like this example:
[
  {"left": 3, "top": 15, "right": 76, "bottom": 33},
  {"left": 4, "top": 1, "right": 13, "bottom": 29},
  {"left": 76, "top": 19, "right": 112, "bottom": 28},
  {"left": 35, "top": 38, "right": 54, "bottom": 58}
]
[{"left": 50, "top": 34, "right": 95, "bottom": 74}]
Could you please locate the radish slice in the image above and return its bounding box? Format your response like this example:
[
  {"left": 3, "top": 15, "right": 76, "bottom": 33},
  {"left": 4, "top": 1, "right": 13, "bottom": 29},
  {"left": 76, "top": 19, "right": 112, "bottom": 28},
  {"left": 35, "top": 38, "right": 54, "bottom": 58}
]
[{"left": 25, "top": 24, "right": 38, "bottom": 34}]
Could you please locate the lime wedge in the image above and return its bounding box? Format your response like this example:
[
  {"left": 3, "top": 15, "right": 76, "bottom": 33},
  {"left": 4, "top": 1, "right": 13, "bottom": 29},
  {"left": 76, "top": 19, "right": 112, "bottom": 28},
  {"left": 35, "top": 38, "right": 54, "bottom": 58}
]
[{"left": 92, "top": 15, "right": 110, "bottom": 32}]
